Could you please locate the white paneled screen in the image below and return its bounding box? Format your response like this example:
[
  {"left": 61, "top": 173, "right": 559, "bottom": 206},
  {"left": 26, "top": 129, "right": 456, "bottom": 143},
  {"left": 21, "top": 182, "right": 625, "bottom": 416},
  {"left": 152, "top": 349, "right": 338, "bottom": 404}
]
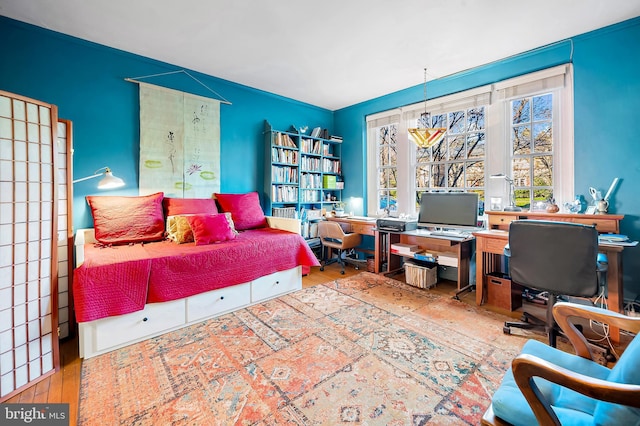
[{"left": 0, "top": 91, "right": 59, "bottom": 401}]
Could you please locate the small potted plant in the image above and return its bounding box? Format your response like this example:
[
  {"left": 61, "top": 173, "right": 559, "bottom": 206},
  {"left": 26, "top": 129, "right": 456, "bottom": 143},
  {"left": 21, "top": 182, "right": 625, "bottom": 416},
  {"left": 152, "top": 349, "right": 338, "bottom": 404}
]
[{"left": 334, "top": 201, "right": 346, "bottom": 217}]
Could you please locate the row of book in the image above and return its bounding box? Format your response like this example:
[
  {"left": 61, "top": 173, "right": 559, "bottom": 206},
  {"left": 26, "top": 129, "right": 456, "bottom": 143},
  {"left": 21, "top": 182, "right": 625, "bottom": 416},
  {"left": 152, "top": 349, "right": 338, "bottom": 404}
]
[
  {"left": 272, "top": 166, "right": 298, "bottom": 183},
  {"left": 272, "top": 185, "right": 298, "bottom": 203},
  {"left": 272, "top": 147, "right": 298, "bottom": 164},
  {"left": 300, "top": 173, "right": 323, "bottom": 189},
  {"left": 322, "top": 158, "right": 341, "bottom": 174},
  {"left": 301, "top": 157, "right": 322, "bottom": 171},
  {"left": 390, "top": 243, "right": 458, "bottom": 267},
  {"left": 301, "top": 138, "right": 322, "bottom": 154},
  {"left": 273, "top": 132, "right": 296, "bottom": 148},
  {"left": 300, "top": 189, "right": 323, "bottom": 202}
]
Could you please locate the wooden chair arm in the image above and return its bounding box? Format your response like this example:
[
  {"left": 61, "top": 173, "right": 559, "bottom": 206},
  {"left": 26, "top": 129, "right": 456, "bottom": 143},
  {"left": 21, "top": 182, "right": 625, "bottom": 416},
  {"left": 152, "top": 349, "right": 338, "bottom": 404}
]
[
  {"left": 553, "top": 302, "right": 640, "bottom": 359},
  {"left": 342, "top": 232, "right": 362, "bottom": 247},
  {"left": 265, "top": 216, "right": 301, "bottom": 234},
  {"left": 513, "top": 353, "right": 640, "bottom": 425}
]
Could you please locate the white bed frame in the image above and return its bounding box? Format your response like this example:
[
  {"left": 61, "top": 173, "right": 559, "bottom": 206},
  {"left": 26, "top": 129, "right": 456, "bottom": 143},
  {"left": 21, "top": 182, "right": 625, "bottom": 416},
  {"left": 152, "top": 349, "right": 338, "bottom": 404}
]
[{"left": 75, "top": 217, "right": 303, "bottom": 359}]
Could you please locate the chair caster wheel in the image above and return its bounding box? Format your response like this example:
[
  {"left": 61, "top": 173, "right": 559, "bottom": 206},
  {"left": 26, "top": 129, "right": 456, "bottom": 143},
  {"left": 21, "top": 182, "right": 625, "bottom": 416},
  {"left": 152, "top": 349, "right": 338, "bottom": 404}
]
[
  {"left": 320, "top": 266, "right": 324, "bottom": 271},
  {"left": 503, "top": 326, "right": 511, "bottom": 335},
  {"left": 340, "top": 270, "right": 345, "bottom": 275}
]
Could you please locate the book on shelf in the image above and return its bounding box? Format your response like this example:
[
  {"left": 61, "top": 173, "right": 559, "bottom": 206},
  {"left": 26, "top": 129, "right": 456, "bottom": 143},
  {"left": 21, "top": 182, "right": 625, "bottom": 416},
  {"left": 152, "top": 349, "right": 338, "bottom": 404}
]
[
  {"left": 437, "top": 254, "right": 458, "bottom": 268},
  {"left": 310, "top": 127, "right": 321, "bottom": 138},
  {"left": 274, "top": 132, "right": 296, "bottom": 148},
  {"left": 413, "top": 252, "right": 436, "bottom": 263},
  {"left": 390, "top": 243, "right": 421, "bottom": 256}
]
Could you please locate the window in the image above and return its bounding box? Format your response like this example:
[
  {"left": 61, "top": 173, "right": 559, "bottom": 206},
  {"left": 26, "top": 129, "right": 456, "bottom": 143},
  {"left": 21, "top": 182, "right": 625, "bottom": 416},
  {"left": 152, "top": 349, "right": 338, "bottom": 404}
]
[
  {"left": 366, "top": 64, "right": 573, "bottom": 216},
  {"left": 366, "top": 110, "right": 401, "bottom": 215},
  {"left": 376, "top": 124, "right": 398, "bottom": 214},
  {"left": 414, "top": 106, "right": 486, "bottom": 208},
  {"left": 510, "top": 93, "right": 553, "bottom": 209}
]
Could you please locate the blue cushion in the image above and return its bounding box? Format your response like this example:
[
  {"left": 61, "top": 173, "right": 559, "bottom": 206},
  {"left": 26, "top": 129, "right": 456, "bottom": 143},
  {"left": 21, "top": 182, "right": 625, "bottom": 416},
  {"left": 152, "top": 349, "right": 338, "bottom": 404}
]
[
  {"left": 593, "top": 335, "right": 640, "bottom": 424},
  {"left": 492, "top": 339, "right": 610, "bottom": 426}
]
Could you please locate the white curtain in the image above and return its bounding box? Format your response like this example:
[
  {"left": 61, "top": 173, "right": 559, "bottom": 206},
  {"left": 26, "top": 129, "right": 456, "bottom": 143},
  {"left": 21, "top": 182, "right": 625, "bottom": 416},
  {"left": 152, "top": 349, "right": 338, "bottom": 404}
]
[{"left": 139, "top": 82, "right": 221, "bottom": 197}]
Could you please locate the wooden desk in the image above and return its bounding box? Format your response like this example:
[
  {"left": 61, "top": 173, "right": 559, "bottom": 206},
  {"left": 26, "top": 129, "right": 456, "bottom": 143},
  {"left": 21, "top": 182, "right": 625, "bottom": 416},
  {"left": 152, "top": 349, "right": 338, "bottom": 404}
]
[
  {"left": 375, "top": 229, "right": 474, "bottom": 294},
  {"left": 327, "top": 216, "right": 377, "bottom": 236},
  {"left": 474, "top": 211, "right": 625, "bottom": 341}
]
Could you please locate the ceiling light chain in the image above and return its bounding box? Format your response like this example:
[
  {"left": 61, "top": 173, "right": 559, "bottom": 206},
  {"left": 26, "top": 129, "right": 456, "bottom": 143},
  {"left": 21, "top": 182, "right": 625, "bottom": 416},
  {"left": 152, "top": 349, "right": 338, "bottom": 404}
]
[{"left": 408, "top": 67, "right": 446, "bottom": 149}]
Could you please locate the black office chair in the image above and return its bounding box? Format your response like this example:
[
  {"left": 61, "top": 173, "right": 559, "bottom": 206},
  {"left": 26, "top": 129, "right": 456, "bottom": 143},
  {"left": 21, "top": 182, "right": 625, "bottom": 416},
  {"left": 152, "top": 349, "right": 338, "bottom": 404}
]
[{"left": 503, "top": 220, "right": 606, "bottom": 347}]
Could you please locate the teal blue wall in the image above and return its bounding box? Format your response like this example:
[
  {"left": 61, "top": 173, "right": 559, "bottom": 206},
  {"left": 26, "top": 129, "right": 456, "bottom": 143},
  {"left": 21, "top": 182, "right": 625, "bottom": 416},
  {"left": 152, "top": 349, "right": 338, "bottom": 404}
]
[
  {"left": 334, "top": 17, "right": 640, "bottom": 299},
  {"left": 0, "top": 17, "right": 334, "bottom": 230}
]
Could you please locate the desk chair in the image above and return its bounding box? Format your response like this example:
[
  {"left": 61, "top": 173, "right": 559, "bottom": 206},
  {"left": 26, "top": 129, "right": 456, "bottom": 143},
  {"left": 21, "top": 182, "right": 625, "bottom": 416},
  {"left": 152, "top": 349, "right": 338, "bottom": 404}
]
[
  {"left": 318, "top": 221, "right": 362, "bottom": 274},
  {"left": 503, "top": 220, "right": 605, "bottom": 347},
  {"left": 482, "top": 302, "right": 640, "bottom": 426}
]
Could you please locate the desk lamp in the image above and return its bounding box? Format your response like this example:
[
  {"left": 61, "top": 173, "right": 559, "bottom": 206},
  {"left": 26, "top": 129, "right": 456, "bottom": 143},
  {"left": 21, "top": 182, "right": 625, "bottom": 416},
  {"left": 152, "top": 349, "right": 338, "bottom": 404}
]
[
  {"left": 490, "top": 173, "right": 522, "bottom": 211},
  {"left": 73, "top": 167, "right": 125, "bottom": 189}
]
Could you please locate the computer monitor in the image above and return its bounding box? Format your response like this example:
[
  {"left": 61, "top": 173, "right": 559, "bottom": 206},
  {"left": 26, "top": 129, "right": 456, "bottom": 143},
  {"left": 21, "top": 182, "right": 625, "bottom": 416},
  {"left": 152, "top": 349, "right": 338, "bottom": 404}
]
[{"left": 417, "top": 192, "right": 479, "bottom": 230}]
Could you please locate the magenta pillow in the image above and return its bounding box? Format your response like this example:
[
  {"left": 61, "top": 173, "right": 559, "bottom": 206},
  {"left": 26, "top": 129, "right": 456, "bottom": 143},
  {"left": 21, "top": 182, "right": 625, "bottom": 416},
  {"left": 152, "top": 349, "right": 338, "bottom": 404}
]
[
  {"left": 186, "top": 214, "right": 236, "bottom": 245},
  {"left": 86, "top": 192, "right": 165, "bottom": 245},
  {"left": 214, "top": 192, "right": 267, "bottom": 231},
  {"left": 163, "top": 197, "right": 218, "bottom": 216}
]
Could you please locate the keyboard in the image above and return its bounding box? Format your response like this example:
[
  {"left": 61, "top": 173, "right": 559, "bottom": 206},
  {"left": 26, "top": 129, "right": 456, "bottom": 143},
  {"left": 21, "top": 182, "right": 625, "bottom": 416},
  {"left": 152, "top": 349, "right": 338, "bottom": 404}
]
[{"left": 429, "top": 230, "right": 470, "bottom": 238}]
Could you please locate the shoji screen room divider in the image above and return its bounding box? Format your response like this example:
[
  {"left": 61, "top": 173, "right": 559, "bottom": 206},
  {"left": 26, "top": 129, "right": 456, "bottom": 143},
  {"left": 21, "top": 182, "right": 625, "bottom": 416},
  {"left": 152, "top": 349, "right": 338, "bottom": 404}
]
[{"left": 0, "top": 90, "right": 60, "bottom": 401}]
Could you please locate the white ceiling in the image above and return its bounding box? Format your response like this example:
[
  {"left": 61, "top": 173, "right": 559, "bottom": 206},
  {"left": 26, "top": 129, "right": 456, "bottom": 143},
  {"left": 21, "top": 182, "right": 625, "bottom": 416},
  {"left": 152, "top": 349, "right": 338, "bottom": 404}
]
[{"left": 1, "top": 0, "right": 639, "bottom": 110}]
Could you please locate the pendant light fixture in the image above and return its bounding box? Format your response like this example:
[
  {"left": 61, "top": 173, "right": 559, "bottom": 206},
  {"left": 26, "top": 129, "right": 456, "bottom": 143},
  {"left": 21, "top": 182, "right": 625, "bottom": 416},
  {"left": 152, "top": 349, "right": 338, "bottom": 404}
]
[{"left": 408, "top": 68, "right": 446, "bottom": 148}]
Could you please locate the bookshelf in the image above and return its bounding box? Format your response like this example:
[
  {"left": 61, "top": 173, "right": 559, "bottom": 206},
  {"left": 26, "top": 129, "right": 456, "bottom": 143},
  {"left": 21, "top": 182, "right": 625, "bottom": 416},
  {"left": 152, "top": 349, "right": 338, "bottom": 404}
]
[{"left": 264, "top": 120, "right": 343, "bottom": 225}]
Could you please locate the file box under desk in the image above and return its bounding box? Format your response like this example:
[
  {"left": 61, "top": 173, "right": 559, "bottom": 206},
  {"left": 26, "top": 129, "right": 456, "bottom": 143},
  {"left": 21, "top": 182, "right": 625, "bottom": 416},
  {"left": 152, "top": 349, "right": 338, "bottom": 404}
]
[
  {"left": 405, "top": 261, "right": 438, "bottom": 289},
  {"left": 486, "top": 272, "right": 523, "bottom": 311}
]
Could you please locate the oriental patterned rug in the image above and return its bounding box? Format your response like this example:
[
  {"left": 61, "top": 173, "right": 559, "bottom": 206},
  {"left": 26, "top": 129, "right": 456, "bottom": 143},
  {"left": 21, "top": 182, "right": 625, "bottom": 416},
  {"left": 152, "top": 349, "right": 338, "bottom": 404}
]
[{"left": 79, "top": 272, "right": 527, "bottom": 425}]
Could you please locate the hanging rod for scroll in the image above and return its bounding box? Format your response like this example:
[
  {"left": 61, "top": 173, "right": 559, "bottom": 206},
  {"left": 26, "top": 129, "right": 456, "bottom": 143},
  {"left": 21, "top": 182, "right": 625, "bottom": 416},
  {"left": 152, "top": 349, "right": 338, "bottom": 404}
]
[{"left": 125, "top": 69, "right": 232, "bottom": 105}]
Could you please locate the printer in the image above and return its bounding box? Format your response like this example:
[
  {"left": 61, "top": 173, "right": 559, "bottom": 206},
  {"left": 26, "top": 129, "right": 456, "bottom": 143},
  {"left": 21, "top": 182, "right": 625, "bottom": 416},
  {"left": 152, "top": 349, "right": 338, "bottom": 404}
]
[{"left": 376, "top": 218, "right": 417, "bottom": 232}]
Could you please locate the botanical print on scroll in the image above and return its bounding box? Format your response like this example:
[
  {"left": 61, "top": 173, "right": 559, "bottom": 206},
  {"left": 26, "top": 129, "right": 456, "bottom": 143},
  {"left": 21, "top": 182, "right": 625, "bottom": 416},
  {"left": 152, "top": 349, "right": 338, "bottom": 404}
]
[
  {"left": 183, "top": 95, "right": 220, "bottom": 197},
  {"left": 139, "top": 82, "right": 220, "bottom": 197}
]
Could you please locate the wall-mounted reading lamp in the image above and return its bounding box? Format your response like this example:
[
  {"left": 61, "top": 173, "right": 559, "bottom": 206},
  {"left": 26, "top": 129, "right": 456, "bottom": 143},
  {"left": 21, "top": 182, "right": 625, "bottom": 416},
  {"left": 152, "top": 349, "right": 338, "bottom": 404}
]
[
  {"left": 72, "top": 167, "right": 125, "bottom": 189},
  {"left": 490, "top": 173, "right": 522, "bottom": 212}
]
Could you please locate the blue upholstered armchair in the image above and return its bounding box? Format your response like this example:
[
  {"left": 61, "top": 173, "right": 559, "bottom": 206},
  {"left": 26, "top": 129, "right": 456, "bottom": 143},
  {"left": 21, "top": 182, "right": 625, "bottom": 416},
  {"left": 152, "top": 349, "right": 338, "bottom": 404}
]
[{"left": 482, "top": 302, "right": 640, "bottom": 425}]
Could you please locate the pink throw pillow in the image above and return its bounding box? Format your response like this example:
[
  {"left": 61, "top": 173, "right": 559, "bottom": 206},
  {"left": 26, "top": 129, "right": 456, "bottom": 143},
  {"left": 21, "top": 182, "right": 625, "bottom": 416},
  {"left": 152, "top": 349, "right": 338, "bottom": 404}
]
[
  {"left": 214, "top": 192, "right": 267, "bottom": 231},
  {"left": 163, "top": 197, "right": 218, "bottom": 216},
  {"left": 86, "top": 192, "right": 165, "bottom": 245},
  {"left": 187, "top": 214, "right": 236, "bottom": 245}
]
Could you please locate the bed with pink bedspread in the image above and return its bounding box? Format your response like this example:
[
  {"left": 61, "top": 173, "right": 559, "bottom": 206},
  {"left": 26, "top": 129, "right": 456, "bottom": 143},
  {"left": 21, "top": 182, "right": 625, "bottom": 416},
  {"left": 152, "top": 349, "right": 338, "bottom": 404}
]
[
  {"left": 73, "top": 227, "right": 318, "bottom": 322},
  {"left": 72, "top": 192, "right": 320, "bottom": 358}
]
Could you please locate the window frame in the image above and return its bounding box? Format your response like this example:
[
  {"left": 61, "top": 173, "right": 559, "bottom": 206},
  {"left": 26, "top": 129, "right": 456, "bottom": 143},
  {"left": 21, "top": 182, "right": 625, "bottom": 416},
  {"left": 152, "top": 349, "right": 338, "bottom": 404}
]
[{"left": 365, "top": 64, "right": 574, "bottom": 217}]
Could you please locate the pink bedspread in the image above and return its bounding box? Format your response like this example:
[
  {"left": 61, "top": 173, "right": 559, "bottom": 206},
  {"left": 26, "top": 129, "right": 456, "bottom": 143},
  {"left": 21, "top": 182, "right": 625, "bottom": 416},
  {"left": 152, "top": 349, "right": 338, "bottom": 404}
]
[{"left": 73, "top": 228, "right": 320, "bottom": 322}]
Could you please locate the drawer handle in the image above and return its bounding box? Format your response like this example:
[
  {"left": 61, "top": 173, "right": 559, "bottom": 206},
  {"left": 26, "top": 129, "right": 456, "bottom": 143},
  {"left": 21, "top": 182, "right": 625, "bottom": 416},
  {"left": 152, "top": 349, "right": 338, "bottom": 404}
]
[
  {"left": 220, "top": 296, "right": 225, "bottom": 300},
  {"left": 490, "top": 279, "right": 503, "bottom": 285},
  {"left": 275, "top": 281, "right": 280, "bottom": 285},
  {"left": 142, "top": 317, "right": 148, "bottom": 322}
]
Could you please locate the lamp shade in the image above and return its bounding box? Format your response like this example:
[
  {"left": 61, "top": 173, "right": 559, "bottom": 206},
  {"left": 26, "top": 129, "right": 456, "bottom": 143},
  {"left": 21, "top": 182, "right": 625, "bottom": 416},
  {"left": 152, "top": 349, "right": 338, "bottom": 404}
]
[
  {"left": 97, "top": 170, "right": 125, "bottom": 189},
  {"left": 73, "top": 167, "right": 125, "bottom": 189}
]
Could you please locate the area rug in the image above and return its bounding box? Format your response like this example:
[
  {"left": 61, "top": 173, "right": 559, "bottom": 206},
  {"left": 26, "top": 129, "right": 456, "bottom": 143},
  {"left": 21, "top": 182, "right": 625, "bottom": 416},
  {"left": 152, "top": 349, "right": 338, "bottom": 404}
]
[{"left": 78, "top": 272, "right": 527, "bottom": 425}]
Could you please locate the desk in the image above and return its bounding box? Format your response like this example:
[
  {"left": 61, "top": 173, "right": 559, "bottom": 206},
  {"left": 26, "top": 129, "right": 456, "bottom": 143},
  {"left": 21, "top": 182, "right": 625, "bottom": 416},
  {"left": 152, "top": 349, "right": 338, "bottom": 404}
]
[
  {"left": 375, "top": 228, "right": 474, "bottom": 294},
  {"left": 474, "top": 211, "right": 625, "bottom": 341},
  {"left": 325, "top": 216, "right": 377, "bottom": 262},
  {"left": 327, "top": 216, "right": 377, "bottom": 237}
]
